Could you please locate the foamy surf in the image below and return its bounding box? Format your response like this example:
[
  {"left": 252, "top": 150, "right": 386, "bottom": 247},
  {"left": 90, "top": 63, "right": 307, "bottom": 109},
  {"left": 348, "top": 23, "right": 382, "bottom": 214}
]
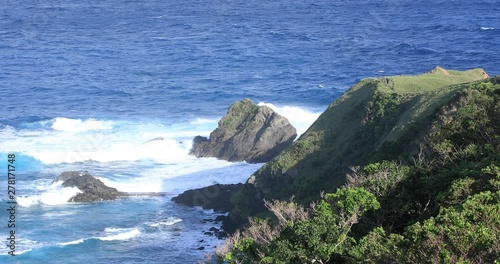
[
  {"left": 57, "top": 239, "right": 85, "bottom": 246},
  {"left": 97, "top": 227, "right": 141, "bottom": 241},
  {"left": 148, "top": 217, "right": 183, "bottom": 227},
  {"left": 0, "top": 117, "right": 196, "bottom": 164},
  {"left": 0, "top": 238, "right": 41, "bottom": 256},
  {"left": 190, "top": 118, "right": 218, "bottom": 125},
  {"left": 57, "top": 228, "right": 140, "bottom": 247},
  {"left": 97, "top": 158, "right": 259, "bottom": 194},
  {"left": 51, "top": 117, "right": 113, "bottom": 132},
  {"left": 17, "top": 182, "right": 82, "bottom": 207}
]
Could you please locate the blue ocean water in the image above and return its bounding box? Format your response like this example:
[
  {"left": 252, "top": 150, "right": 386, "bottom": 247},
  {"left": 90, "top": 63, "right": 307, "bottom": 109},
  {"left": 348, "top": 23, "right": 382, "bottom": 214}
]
[{"left": 0, "top": 0, "right": 499, "bottom": 263}]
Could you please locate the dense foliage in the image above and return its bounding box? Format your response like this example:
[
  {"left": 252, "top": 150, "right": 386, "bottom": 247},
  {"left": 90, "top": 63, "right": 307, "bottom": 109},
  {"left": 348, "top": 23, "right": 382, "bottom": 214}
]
[{"left": 216, "top": 78, "right": 500, "bottom": 263}]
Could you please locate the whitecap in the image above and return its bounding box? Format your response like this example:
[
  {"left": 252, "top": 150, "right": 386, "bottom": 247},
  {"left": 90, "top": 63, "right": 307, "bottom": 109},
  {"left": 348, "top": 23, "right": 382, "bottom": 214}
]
[
  {"left": 190, "top": 118, "right": 217, "bottom": 125},
  {"left": 97, "top": 227, "right": 141, "bottom": 241},
  {"left": 148, "top": 217, "right": 182, "bottom": 227},
  {"left": 17, "top": 182, "right": 82, "bottom": 207},
  {"left": 480, "top": 27, "right": 495, "bottom": 30},
  {"left": 14, "top": 248, "right": 33, "bottom": 255},
  {"left": 58, "top": 228, "right": 141, "bottom": 246},
  {"left": 51, "top": 117, "right": 113, "bottom": 132},
  {"left": 57, "top": 238, "right": 85, "bottom": 246}
]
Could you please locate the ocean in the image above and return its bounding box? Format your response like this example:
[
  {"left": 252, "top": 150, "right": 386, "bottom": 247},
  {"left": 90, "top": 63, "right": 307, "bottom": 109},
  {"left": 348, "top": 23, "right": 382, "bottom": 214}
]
[{"left": 0, "top": 0, "right": 499, "bottom": 263}]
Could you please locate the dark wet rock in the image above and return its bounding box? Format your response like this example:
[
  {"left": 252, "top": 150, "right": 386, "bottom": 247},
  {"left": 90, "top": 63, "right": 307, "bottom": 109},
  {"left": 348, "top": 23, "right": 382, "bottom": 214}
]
[
  {"left": 214, "top": 215, "right": 226, "bottom": 222},
  {"left": 216, "top": 231, "right": 228, "bottom": 239},
  {"left": 190, "top": 98, "right": 297, "bottom": 163},
  {"left": 204, "top": 232, "right": 214, "bottom": 236},
  {"left": 172, "top": 183, "right": 243, "bottom": 212},
  {"left": 54, "top": 171, "right": 123, "bottom": 203},
  {"left": 209, "top": 227, "right": 219, "bottom": 232},
  {"left": 197, "top": 246, "right": 205, "bottom": 250}
]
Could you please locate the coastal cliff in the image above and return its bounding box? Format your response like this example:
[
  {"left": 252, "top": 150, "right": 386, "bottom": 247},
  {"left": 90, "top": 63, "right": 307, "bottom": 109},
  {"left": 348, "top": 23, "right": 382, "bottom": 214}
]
[
  {"left": 243, "top": 67, "right": 489, "bottom": 204},
  {"left": 217, "top": 68, "right": 499, "bottom": 263}
]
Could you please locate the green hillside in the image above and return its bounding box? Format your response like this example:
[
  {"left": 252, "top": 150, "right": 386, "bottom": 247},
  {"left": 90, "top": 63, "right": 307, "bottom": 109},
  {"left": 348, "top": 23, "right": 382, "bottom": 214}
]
[
  {"left": 246, "top": 67, "right": 487, "bottom": 202},
  {"left": 218, "top": 69, "right": 499, "bottom": 263}
]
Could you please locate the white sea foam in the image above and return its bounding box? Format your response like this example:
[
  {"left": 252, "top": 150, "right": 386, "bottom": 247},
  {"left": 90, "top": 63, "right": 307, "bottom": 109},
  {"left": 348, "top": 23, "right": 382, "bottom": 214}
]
[
  {"left": 257, "top": 102, "right": 322, "bottom": 136},
  {"left": 480, "top": 27, "right": 495, "bottom": 30},
  {"left": 51, "top": 117, "right": 113, "bottom": 132},
  {"left": 99, "top": 158, "right": 253, "bottom": 193},
  {"left": 0, "top": 118, "right": 197, "bottom": 164},
  {"left": 57, "top": 228, "right": 141, "bottom": 246},
  {"left": 98, "top": 161, "right": 261, "bottom": 195},
  {"left": 97, "top": 227, "right": 141, "bottom": 241},
  {"left": 58, "top": 238, "right": 85, "bottom": 246},
  {"left": 17, "top": 182, "right": 82, "bottom": 207},
  {"left": 190, "top": 118, "right": 217, "bottom": 125},
  {"left": 10, "top": 238, "right": 41, "bottom": 256},
  {"left": 148, "top": 217, "right": 183, "bottom": 227}
]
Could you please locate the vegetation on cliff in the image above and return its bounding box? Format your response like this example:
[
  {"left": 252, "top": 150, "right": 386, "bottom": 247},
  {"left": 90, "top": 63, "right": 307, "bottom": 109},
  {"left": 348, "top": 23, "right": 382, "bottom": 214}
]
[{"left": 218, "top": 69, "right": 499, "bottom": 263}]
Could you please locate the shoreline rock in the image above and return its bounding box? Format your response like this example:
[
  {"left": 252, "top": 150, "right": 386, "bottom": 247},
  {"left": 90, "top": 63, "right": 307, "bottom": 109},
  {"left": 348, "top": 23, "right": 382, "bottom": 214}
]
[
  {"left": 55, "top": 171, "right": 124, "bottom": 203},
  {"left": 172, "top": 183, "right": 243, "bottom": 212},
  {"left": 190, "top": 98, "right": 297, "bottom": 163}
]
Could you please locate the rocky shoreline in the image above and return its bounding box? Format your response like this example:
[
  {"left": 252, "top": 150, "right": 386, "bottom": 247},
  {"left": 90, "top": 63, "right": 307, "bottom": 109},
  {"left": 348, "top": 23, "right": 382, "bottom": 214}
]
[{"left": 171, "top": 183, "right": 243, "bottom": 212}]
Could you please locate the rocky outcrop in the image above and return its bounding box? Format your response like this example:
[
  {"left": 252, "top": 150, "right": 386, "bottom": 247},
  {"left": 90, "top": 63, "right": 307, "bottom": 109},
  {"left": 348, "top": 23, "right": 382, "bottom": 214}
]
[
  {"left": 190, "top": 99, "right": 297, "bottom": 163},
  {"left": 55, "top": 171, "right": 123, "bottom": 203},
  {"left": 172, "top": 183, "right": 243, "bottom": 212}
]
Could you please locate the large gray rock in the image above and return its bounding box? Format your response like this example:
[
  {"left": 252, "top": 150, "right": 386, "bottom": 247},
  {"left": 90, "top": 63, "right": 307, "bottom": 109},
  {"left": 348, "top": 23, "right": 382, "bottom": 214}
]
[
  {"left": 54, "top": 171, "right": 123, "bottom": 203},
  {"left": 190, "top": 99, "right": 297, "bottom": 163}
]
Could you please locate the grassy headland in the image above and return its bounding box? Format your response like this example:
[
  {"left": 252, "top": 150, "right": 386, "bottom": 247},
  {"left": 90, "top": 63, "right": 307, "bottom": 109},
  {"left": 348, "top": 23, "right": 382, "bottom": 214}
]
[{"left": 218, "top": 68, "right": 499, "bottom": 263}]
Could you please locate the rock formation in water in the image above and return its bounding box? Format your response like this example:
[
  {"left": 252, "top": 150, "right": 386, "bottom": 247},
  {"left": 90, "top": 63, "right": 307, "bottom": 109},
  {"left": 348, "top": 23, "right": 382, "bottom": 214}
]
[
  {"left": 190, "top": 98, "right": 297, "bottom": 163},
  {"left": 55, "top": 171, "right": 123, "bottom": 203}
]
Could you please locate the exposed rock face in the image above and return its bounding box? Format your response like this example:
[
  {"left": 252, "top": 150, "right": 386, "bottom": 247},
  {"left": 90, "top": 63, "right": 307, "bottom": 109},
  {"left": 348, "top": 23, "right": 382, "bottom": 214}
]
[
  {"left": 190, "top": 99, "right": 297, "bottom": 163},
  {"left": 55, "top": 171, "right": 123, "bottom": 203},
  {"left": 172, "top": 183, "right": 243, "bottom": 212}
]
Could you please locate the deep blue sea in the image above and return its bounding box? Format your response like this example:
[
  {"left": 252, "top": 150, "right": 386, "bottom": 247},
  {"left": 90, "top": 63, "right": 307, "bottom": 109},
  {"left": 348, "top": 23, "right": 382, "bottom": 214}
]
[{"left": 0, "top": 0, "right": 499, "bottom": 263}]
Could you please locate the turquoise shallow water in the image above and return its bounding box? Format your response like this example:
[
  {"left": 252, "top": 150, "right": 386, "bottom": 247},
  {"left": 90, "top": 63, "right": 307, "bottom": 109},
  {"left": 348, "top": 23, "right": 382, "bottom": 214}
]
[{"left": 0, "top": 0, "right": 499, "bottom": 263}]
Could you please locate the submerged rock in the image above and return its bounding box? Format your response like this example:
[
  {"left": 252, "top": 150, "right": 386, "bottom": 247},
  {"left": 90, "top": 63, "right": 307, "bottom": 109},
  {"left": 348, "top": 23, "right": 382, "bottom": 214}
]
[
  {"left": 55, "top": 171, "right": 123, "bottom": 203},
  {"left": 216, "top": 231, "right": 228, "bottom": 239},
  {"left": 190, "top": 98, "right": 297, "bottom": 163}
]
